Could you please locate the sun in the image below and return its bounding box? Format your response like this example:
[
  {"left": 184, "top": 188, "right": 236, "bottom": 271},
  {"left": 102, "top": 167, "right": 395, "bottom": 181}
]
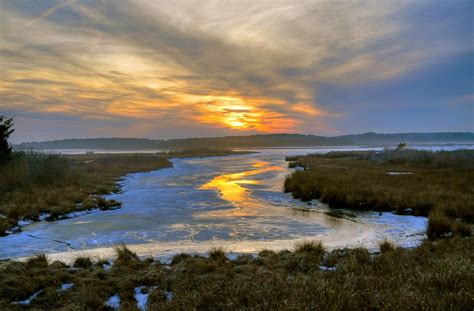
[
  {"left": 194, "top": 94, "right": 291, "bottom": 132},
  {"left": 224, "top": 112, "right": 249, "bottom": 129}
]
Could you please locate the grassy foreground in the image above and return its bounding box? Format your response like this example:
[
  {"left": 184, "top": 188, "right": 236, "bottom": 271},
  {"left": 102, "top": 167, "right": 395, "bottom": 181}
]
[
  {"left": 0, "top": 239, "right": 472, "bottom": 310},
  {"left": 284, "top": 149, "right": 474, "bottom": 239},
  {"left": 0, "top": 149, "right": 246, "bottom": 236}
]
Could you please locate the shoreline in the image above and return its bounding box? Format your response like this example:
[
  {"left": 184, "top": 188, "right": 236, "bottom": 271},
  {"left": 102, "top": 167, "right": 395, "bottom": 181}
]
[
  {"left": 0, "top": 150, "right": 250, "bottom": 237},
  {"left": 8, "top": 210, "right": 427, "bottom": 264}
]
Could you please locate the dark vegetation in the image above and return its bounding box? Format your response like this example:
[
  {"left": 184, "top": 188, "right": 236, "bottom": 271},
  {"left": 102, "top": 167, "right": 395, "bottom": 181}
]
[
  {"left": 0, "top": 240, "right": 472, "bottom": 310},
  {"left": 0, "top": 116, "right": 14, "bottom": 164},
  {"left": 16, "top": 132, "right": 474, "bottom": 150},
  {"left": 284, "top": 149, "right": 474, "bottom": 239}
]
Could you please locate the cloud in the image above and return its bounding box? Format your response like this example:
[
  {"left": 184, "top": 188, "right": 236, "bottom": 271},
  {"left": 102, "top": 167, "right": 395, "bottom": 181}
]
[{"left": 0, "top": 0, "right": 472, "bottom": 142}]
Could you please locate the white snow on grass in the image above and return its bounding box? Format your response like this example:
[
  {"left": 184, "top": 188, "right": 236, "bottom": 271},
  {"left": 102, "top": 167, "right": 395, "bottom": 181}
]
[
  {"left": 59, "top": 283, "right": 74, "bottom": 292},
  {"left": 17, "top": 219, "right": 33, "bottom": 226},
  {"left": 12, "top": 290, "right": 43, "bottom": 305},
  {"left": 105, "top": 294, "right": 120, "bottom": 309},
  {"left": 134, "top": 286, "right": 150, "bottom": 311},
  {"left": 166, "top": 291, "right": 174, "bottom": 301},
  {"left": 319, "top": 266, "right": 337, "bottom": 272},
  {"left": 38, "top": 213, "right": 51, "bottom": 221},
  {"left": 385, "top": 171, "right": 414, "bottom": 175},
  {"left": 103, "top": 262, "right": 112, "bottom": 271}
]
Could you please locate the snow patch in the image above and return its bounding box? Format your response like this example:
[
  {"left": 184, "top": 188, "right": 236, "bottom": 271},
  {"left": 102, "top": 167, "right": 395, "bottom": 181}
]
[
  {"left": 18, "top": 219, "right": 34, "bottom": 226},
  {"left": 386, "top": 171, "right": 413, "bottom": 175},
  {"left": 319, "top": 266, "right": 336, "bottom": 272},
  {"left": 59, "top": 283, "right": 74, "bottom": 292},
  {"left": 12, "top": 290, "right": 43, "bottom": 305},
  {"left": 5, "top": 226, "right": 21, "bottom": 234},
  {"left": 134, "top": 286, "right": 150, "bottom": 311},
  {"left": 38, "top": 213, "right": 51, "bottom": 221},
  {"left": 105, "top": 294, "right": 120, "bottom": 309}
]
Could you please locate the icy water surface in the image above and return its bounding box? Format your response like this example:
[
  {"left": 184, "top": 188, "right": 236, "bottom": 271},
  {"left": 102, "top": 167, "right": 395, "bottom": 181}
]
[{"left": 0, "top": 148, "right": 429, "bottom": 261}]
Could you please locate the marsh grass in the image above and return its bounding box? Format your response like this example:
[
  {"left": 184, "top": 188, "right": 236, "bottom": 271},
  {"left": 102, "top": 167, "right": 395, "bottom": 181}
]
[
  {"left": 284, "top": 150, "right": 473, "bottom": 239},
  {"left": 0, "top": 149, "right": 243, "bottom": 236},
  {"left": 379, "top": 240, "right": 395, "bottom": 254},
  {"left": 0, "top": 240, "right": 472, "bottom": 310},
  {"left": 73, "top": 257, "right": 93, "bottom": 269},
  {"left": 0, "top": 152, "right": 172, "bottom": 236}
]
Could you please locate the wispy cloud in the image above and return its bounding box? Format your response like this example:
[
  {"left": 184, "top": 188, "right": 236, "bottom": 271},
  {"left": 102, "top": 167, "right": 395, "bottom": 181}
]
[{"left": 0, "top": 0, "right": 472, "bottom": 141}]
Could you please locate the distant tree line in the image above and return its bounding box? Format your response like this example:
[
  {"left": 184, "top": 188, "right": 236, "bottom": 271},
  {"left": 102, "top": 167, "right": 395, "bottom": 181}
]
[{"left": 15, "top": 132, "right": 474, "bottom": 150}]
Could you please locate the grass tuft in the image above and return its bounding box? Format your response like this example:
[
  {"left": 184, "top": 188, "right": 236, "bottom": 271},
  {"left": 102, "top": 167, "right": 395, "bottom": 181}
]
[
  {"left": 73, "top": 256, "right": 93, "bottom": 268},
  {"left": 171, "top": 253, "right": 192, "bottom": 266},
  {"left": 208, "top": 247, "right": 227, "bottom": 261},
  {"left": 294, "top": 240, "right": 325, "bottom": 257},
  {"left": 379, "top": 240, "right": 395, "bottom": 254},
  {"left": 26, "top": 254, "right": 48, "bottom": 268},
  {"left": 114, "top": 244, "right": 139, "bottom": 266}
]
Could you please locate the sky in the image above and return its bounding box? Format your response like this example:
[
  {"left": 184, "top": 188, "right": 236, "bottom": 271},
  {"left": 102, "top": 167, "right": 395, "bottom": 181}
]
[{"left": 0, "top": 0, "right": 473, "bottom": 143}]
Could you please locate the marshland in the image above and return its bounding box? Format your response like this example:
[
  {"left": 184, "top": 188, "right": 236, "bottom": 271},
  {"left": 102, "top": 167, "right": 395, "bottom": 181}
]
[{"left": 1, "top": 142, "right": 473, "bottom": 309}]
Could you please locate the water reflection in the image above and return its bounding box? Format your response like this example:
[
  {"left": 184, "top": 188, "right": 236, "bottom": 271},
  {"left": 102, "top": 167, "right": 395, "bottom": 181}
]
[{"left": 199, "top": 161, "right": 282, "bottom": 203}]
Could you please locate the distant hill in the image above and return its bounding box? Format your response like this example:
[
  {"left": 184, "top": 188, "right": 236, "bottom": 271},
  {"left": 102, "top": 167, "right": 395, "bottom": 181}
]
[
  {"left": 16, "top": 138, "right": 162, "bottom": 150},
  {"left": 15, "top": 132, "right": 474, "bottom": 150}
]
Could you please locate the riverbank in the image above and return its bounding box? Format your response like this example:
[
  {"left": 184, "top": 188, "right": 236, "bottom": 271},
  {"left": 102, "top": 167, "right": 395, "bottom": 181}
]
[
  {"left": 0, "top": 238, "right": 472, "bottom": 309},
  {"left": 0, "top": 149, "right": 248, "bottom": 236},
  {"left": 284, "top": 149, "right": 473, "bottom": 239}
]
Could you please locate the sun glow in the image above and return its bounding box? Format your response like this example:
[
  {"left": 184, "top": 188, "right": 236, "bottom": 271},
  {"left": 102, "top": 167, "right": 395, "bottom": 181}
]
[{"left": 187, "top": 94, "right": 296, "bottom": 132}]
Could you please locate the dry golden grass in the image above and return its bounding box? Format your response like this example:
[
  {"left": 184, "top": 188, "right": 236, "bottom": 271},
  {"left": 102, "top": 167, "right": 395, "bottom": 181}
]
[
  {"left": 284, "top": 150, "right": 473, "bottom": 239},
  {"left": 0, "top": 239, "right": 472, "bottom": 310}
]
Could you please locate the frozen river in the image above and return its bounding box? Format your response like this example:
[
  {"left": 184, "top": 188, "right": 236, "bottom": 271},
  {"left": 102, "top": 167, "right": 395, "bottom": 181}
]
[{"left": 0, "top": 147, "right": 431, "bottom": 262}]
